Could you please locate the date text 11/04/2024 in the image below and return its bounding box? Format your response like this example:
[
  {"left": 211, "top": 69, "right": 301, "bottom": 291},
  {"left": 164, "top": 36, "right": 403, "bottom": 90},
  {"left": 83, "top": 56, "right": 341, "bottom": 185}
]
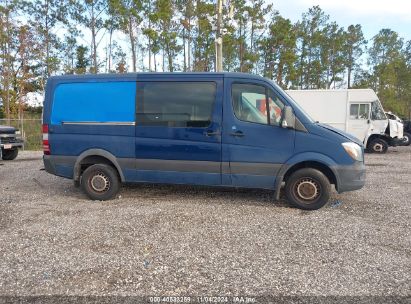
[{"left": 149, "top": 296, "right": 256, "bottom": 303}]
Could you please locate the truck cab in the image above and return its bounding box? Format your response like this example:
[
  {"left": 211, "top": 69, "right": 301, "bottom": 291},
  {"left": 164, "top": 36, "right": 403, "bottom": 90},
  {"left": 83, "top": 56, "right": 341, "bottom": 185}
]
[
  {"left": 286, "top": 89, "right": 402, "bottom": 154},
  {"left": 0, "top": 125, "right": 24, "bottom": 160},
  {"left": 43, "top": 73, "right": 366, "bottom": 210}
]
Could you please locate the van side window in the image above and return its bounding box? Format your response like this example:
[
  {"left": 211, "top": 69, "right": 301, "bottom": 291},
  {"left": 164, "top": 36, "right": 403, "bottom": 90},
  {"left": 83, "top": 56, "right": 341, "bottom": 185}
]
[
  {"left": 350, "top": 104, "right": 369, "bottom": 120},
  {"left": 51, "top": 82, "right": 136, "bottom": 125},
  {"left": 137, "top": 82, "right": 216, "bottom": 127},
  {"left": 231, "top": 83, "right": 284, "bottom": 126},
  {"left": 267, "top": 90, "right": 285, "bottom": 126}
]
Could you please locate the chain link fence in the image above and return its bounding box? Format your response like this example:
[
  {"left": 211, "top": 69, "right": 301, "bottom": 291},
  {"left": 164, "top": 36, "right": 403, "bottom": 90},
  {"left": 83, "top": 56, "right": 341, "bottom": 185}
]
[{"left": 0, "top": 119, "right": 42, "bottom": 150}]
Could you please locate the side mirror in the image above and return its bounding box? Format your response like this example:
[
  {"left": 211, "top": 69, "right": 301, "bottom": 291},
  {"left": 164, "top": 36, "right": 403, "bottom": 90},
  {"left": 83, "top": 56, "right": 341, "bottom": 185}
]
[{"left": 281, "top": 106, "right": 295, "bottom": 129}]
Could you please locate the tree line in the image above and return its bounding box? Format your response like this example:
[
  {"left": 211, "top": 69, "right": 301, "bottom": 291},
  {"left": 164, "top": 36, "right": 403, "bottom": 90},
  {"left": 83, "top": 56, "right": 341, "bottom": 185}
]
[{"left": 1, "top": 0, "right": 411, "bottom": 119}]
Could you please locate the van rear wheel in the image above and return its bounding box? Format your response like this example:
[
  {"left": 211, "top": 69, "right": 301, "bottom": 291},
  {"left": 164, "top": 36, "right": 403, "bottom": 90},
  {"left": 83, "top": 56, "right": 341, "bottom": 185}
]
[
  {"left": 285, "top": 168, "right": 331, "bottom": 210},
  {"left": 81, "top": 164, "right": 120, "bottom": 200}
]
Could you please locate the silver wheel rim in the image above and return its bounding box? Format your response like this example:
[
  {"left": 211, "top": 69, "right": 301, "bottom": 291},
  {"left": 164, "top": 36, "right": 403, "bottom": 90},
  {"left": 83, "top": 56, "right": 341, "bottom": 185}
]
[
  {"left": 373, "top": 143, "right": 383, "bottom": 152},
  {"left": 90, "top": 173, "right": 110, "bottom": 192},
  {"left": 295, "top": 178, "right": 320, "bottom": 201},
  {"left": 403, "top": 136, "right": 409, "bottom": 144}
]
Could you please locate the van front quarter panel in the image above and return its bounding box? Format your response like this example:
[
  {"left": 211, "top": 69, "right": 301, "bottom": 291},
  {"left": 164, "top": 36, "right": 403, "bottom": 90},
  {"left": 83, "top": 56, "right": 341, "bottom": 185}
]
[{"left": 272, "top": 123, "right": 365, "bottom": 198}]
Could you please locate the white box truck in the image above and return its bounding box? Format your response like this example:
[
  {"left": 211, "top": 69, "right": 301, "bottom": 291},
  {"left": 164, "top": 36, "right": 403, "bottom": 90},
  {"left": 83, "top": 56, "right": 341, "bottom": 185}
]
[{"left": 286, "top": 89, "right": 404, "bottom": 153}]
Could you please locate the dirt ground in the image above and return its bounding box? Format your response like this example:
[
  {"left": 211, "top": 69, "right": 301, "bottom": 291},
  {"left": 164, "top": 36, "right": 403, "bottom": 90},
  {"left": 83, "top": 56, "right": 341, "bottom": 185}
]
[{"left": 0, "top": 148, "right": 410, "bottom": 301}]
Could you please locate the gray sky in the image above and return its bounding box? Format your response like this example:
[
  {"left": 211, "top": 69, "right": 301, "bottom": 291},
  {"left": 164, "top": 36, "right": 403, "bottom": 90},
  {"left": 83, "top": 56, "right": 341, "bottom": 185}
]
[{"left": 270, "top": 0, "right": 411, "bottom": 41}]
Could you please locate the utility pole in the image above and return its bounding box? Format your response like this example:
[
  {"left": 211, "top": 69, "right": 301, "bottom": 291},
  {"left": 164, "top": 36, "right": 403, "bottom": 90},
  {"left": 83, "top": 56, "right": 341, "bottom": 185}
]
[{"left": 215, "top": 0, "right": 223, "bottom": 72}]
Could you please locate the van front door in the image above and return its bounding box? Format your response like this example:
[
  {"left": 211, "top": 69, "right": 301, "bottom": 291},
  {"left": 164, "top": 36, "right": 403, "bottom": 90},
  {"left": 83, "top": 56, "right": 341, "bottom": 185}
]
[
  {"left": 222, "top": 78, "right": 295, "bottom": 189},
  {"left": 134, "top": 76, "right": 223, "bottom": 186},
  {"left": 348, "top": 103, "right": 371, "bottom": 142}
]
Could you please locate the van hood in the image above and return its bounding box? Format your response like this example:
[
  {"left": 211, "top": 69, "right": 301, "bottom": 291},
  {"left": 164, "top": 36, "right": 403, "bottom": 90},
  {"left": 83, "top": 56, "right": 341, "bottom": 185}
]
[
  {"left": 0, "top": 125, "right": 16, "bottom": 134},
  {"left": 315, "top": 123, "right": 363, "bottom": 146}
]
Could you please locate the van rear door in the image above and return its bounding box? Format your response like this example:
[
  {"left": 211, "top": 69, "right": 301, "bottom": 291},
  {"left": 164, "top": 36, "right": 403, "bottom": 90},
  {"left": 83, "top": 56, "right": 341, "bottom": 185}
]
[
  {"left": 134, "top": 75, "right": 223, "bottom": 185},
  {"left": 222, "top": 78, "right": 295, "bottom": 189}
]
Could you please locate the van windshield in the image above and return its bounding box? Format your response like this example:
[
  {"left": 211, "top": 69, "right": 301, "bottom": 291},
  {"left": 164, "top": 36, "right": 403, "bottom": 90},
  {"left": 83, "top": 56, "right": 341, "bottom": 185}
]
[{"left": 371, "top": 101, "right": 386, "bottom": 120}]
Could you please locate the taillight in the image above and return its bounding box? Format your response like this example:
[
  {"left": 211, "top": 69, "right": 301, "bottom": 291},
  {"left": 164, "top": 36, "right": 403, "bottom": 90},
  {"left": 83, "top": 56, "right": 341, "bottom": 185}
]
[{"left": 42, "top": 124, "right": 50, "bottom": 155}]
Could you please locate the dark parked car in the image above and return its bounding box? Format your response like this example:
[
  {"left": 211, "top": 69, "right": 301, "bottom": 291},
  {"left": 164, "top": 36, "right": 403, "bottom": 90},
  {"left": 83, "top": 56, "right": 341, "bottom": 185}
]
[{"left": 0, "top": 125, "right": 24, "bottom": 160}]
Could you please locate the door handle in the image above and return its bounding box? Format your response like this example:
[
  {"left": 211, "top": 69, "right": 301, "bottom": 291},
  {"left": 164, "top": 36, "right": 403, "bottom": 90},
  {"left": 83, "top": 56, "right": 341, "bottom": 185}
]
[
  {"left": 204, "top": 130, "right": 220, "bottom": 137},
  {"left": 229, "top": 130, "right": 245, "bottom": 137}
]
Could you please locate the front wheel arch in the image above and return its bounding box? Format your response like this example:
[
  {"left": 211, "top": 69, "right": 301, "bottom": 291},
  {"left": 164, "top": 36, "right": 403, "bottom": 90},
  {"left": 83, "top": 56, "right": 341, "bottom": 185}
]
[
  {"left": 366, "top": 137, "right": 388, "bottom": 153},
  {"left": 274, "top": 159, "right": 339, "bottom": 200},
  {"left": 283, "top": 161, "right": 337, "bottom": 186}
]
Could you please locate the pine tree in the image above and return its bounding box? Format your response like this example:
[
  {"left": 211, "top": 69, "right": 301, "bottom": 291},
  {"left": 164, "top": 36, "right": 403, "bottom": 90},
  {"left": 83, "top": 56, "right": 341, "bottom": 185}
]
[{"left": 344, "top": 24, "right": 366, "bottom": 88}]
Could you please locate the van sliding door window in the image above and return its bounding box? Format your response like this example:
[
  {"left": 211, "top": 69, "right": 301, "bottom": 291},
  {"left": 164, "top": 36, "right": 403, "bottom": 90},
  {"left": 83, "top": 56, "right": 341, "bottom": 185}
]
[
  {"left": 137, "top": 82, "right": 216, "bottom": 127},
  {"left": 231, "top": 83, "right": 284, "bottom": 126}
]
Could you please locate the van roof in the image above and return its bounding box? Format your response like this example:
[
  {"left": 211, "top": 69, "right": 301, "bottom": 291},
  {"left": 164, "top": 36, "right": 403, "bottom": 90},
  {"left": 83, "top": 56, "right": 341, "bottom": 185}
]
[{"left": 48, "top": 72, "right": 267, "bottom": 82}]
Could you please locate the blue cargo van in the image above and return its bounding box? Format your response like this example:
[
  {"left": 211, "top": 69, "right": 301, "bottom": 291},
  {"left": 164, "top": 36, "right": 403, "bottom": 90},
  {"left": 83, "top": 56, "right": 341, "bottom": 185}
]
[{"left": 42, "top": 73, "right": 365, "bottom": 210}]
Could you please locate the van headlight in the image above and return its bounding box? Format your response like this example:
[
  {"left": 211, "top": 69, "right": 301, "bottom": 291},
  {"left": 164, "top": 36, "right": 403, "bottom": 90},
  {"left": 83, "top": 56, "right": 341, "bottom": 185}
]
[{"left": 342, "top": 142, "right": 363, "bottom": 161}]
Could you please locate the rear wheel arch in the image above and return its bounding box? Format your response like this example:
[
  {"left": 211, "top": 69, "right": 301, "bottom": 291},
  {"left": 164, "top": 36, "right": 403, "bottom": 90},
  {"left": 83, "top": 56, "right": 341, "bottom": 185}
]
[
  {"left": 74, "top": 149, "right": 124, "bottom": 182},
  {"left": 366, "top": 134, "right": 387, "bottom": 145}
]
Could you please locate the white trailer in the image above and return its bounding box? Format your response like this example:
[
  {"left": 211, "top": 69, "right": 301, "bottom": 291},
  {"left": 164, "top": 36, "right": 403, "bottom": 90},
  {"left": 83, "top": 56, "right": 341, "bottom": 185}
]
[{"left": 286, "top": 89, "right": 403, "bottom": 153}]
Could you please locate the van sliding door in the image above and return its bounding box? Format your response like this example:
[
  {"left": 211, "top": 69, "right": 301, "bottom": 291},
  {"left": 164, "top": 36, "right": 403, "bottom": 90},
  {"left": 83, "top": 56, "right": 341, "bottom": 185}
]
[{"left": 133, "top": 76, "right": 223, "bottom": 186}]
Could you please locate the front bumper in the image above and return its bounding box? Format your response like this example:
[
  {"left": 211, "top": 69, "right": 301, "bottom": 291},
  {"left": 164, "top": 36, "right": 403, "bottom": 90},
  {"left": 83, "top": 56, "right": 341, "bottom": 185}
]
[
  {"left": 388, "top": 137, "right": 404, "bottom": 147},
  {"left": 0, "top": 139, "right": 24, "bottom": 149},
  {"left": 333, "top": 161, "right": 366, "bottom": 193}
]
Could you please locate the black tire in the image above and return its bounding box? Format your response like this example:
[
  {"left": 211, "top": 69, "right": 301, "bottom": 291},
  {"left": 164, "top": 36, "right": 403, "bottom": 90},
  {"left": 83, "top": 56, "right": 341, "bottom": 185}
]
[
  {"left": 80, "top": 164, "right": 120, "bottom": 200},
  {"left": 368, "top": 138, "right": 388, "bottom": 154},
  {"left": 285, "top": 168, "right": 331, "bottom": 210},
  {"left": 401, "top": 132, "right": 411, "bottom": 146},
  {"left": 2, "top": 148, "right": 18, "bottom": 160}
]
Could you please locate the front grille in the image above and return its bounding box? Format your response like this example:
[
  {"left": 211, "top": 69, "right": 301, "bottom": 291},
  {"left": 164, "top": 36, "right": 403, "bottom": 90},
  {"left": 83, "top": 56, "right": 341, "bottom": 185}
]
[{"left": 0, "top": 137, "right": 18, "bottom": 144}]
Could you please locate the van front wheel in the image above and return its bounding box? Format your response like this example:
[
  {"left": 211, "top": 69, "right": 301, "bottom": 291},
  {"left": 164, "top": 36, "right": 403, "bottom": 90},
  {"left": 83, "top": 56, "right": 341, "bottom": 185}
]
[
  {"left": 2, "top": 148, "right": 18, "bottom": 160},
  {"left": 285, "top": 168, "right": 331, "bottom": 210},
  {"left": 368, "top": 138, "right": 388, "bottom": 153},
  {"left": 81, "top": 164, "right": 120, "bottom": 200}
]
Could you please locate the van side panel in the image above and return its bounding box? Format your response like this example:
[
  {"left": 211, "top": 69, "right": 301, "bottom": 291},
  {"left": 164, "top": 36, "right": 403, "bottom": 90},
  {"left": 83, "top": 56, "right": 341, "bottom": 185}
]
[
  {"left": 132, "top": 75, "right": 223, "bottom": 186},
  {"left": 47, "top": 80, "right": 136, "bottom": 180}
]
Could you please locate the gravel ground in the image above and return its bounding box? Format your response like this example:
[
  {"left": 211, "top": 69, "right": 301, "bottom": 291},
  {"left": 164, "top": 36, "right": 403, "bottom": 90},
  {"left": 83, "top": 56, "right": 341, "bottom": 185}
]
[{"left": 0, "top": 148, "right": 410, "bottom": 300}]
